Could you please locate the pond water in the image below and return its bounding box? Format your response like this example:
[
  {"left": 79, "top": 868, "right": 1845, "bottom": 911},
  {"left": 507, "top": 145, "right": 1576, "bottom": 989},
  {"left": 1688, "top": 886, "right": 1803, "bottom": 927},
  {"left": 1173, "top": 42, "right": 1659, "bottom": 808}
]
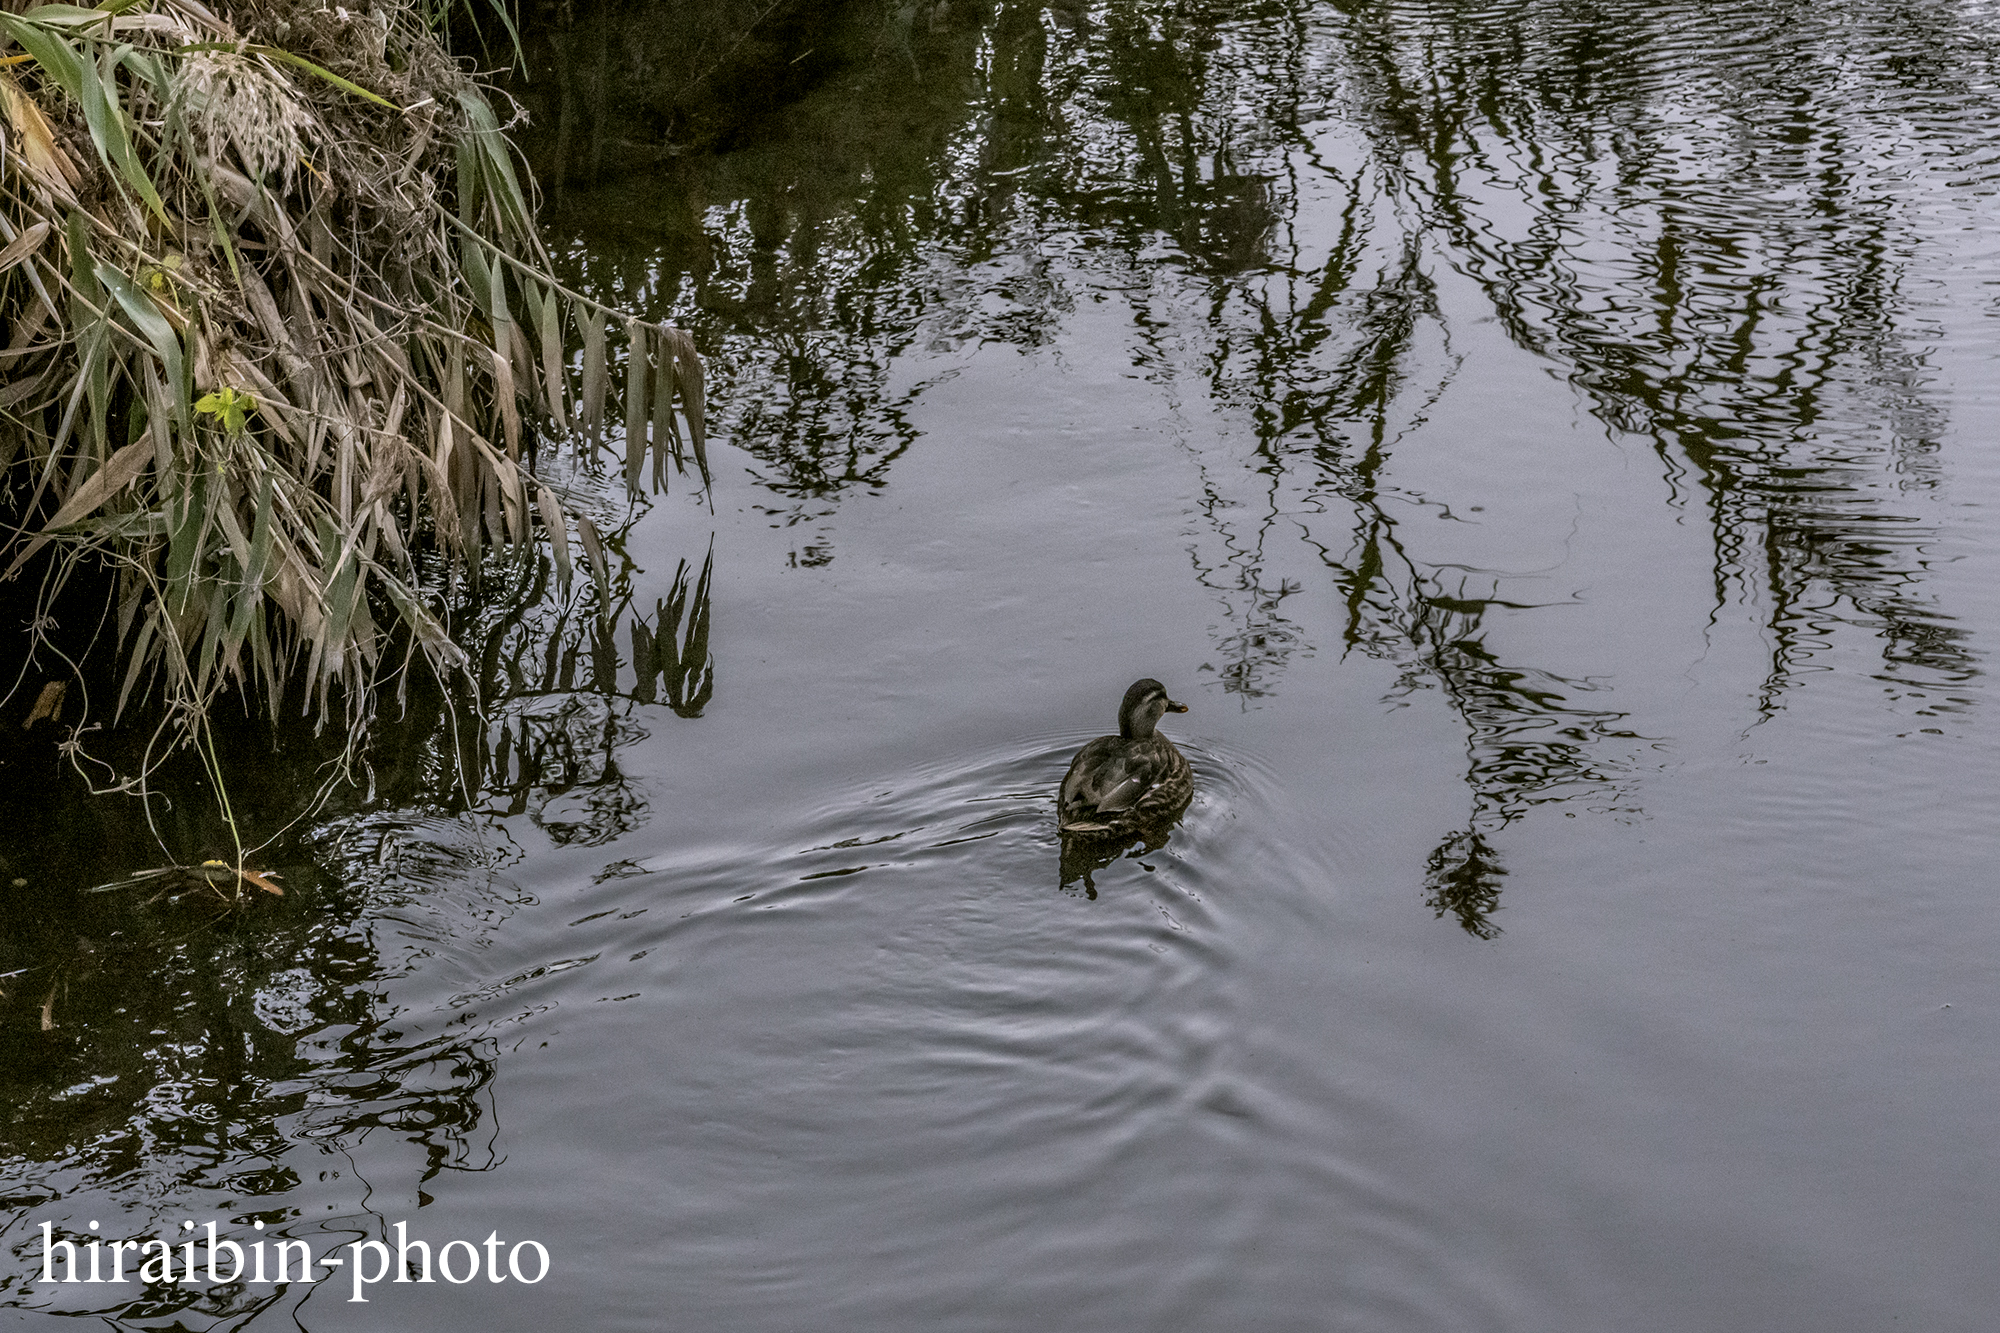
[{"left": 8, "top": 1, "right": 2000, "bottom": 1328}]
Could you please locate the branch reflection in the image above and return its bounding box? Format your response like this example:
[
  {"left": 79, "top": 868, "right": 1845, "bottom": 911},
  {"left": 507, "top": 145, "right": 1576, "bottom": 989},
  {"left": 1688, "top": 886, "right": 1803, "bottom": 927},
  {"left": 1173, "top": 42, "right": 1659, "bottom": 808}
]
[{"left": 541, "top": 0, "right": 1977, "bottom": 937}]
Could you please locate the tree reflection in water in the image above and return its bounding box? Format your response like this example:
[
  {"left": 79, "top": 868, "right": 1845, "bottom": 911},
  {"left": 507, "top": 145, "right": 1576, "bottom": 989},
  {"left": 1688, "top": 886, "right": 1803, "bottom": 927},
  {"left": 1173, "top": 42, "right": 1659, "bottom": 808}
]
[
  {"left": 555, "top": 0, "right": 1977, "bottom": 935},
  {"left": 6, "top": 0, "right": 1994, "bottom": 1314}
]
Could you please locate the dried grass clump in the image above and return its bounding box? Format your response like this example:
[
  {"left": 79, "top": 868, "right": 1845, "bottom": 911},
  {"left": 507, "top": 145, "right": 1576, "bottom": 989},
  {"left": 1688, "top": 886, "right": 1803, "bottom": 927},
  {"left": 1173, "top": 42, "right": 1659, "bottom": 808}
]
[
  {"left": 171, "top": 47, "right": 313, "bottom": 187},
  {"left": 0, "top": 0, "right": 707, "bottom": 794}
]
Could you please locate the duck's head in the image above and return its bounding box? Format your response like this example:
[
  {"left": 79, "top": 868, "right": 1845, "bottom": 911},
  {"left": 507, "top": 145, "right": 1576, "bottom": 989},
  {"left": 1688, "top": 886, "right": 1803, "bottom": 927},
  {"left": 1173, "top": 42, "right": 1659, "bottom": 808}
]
[{"left": 1118, "top": 678, "right": 1189, "bottom": 739}]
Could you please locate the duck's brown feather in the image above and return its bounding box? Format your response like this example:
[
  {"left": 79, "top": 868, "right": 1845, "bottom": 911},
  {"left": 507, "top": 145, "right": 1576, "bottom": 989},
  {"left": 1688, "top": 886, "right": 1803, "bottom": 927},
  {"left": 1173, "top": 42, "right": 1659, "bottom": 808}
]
[{"left": 1059, "top": 733, "right": 1192, "bottom": 835}]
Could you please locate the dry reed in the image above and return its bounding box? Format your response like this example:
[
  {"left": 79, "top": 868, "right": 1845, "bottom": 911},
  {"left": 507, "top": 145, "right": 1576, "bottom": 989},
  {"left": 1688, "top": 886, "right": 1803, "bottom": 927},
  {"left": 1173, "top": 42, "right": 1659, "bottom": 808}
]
[{"left": 0, "top": 0, "right": 706, "bottom": 799}]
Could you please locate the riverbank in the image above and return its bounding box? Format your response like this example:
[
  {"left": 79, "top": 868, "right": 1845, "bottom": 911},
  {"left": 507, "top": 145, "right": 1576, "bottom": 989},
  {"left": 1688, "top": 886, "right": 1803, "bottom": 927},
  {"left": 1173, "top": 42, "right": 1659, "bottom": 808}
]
[{"left": 0, "top": 0, "right": 702, "bottom": 843}]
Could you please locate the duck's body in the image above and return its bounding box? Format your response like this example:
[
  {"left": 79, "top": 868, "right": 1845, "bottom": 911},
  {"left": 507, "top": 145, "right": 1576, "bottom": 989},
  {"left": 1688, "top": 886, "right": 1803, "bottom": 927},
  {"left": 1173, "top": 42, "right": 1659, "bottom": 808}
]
[{"left": 1058, "top": 679, "right": 1193, "bottom": 836}]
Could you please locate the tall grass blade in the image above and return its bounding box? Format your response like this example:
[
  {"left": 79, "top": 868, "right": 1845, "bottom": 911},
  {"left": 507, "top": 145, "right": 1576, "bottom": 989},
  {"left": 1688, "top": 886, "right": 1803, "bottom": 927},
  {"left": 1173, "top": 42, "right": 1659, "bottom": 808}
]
[
  {"left": 665, "top": 327, "right": 708, "bottom": 487},
  {"left": 536, "top": 280, "right": 568, "bottom": 431},
  {"left": 575, "top": 513, "right": 608, "bottom": 606},
  {"left": 581, "top": 306, "right": 607, "bottom": 456},
  {"left": 648, "top": 327, "right": 676, "bottom": 492},
  {"left": 536, "top": 484, "right": 572, "bottom": 599},
  {"left": 0, "top": 4, "right": 707, "bottom": 801},
  {"left": 95, "top": 260, "right": 189, "bottom": 434},
  {"left": 623, "top": 318, "right": 646, "bottom": 493}
]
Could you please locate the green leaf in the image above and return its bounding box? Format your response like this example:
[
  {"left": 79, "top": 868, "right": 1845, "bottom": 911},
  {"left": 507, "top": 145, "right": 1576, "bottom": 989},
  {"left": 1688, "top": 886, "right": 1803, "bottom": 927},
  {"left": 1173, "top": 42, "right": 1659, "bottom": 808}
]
[
  {"left": 318, "top": 569, "right": 360, "bottom": 678},
  {"left": 461, "top": 240, "right": 494, "bottom": 319},
  {"left": 114, "top": 44, "right": 167, "bottom": 95},
  {"left": 223, "top": 472, "right": 276, "bottom": 651},
  {"left": 16, "top": 5, "right": 132, "bottom": 29},
  {"left": 115, "top": 608, "right": 158, "bottom": 721},
  {"left": 455, "top": 90, "right": 533, "bottom": 239},
  {"left": 537, "top": 281, "right": 567, "bottom": 431},
  {"left": 0, "top": 14, "right": 87, "bottom": 101},
  {"left": 164, "top": 466, "right": 209, "bottom": 591},
  {"left": 74, "top": 40, "right": 168, "bottom": 221},
  {"left": 194, "top": 386, "right": 254, "bottom": 434},
  {"left": 536, "top": 485, "right": 572, "bottom": 600},
  {"left": 96, "top": 259, "right": 190, "bottom": 435},
  {"left": 623, "top": 319, "right": 646, "bottom": 494}
]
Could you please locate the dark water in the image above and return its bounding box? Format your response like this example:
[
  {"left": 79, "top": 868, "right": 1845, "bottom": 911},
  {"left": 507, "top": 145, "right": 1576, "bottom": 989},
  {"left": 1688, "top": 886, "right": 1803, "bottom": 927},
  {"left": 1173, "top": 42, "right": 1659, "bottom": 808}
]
[{"left": 9, "top": 1, "right": 2000, "bottom": 1327}]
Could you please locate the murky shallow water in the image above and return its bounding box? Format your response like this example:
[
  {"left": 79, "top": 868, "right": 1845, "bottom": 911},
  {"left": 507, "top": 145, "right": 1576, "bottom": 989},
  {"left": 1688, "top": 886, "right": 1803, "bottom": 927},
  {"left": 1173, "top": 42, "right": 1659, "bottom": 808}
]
[{"left": 9, "top": 1, "right": 2000, "bottom": 1328}]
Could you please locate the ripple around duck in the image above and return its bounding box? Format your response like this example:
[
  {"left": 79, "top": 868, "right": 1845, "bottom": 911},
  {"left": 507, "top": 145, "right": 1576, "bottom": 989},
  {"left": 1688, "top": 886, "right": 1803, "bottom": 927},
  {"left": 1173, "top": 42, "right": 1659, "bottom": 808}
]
[{"left": 473, "top": 729, "right": 1345, "bottom": 1327}]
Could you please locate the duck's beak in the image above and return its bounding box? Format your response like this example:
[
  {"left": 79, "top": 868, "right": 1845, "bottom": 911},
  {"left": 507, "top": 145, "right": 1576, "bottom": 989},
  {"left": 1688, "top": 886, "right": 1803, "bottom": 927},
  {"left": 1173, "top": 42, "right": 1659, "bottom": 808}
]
[{"left": 1166, "top": 699, "right": 1189, "bottom": 713}]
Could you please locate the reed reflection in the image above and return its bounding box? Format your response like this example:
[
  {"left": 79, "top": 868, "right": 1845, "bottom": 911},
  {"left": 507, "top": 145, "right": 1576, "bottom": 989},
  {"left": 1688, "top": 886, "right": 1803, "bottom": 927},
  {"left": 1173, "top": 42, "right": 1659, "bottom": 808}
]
[
  {"left": 1325, "top": 0, "right": 1982, "bottom": 704},
  {"left": 0, "top": 518, "right": 716, "bottom": 1317},
  {"left": 368, "top": 538, "right": 718, "bottom": 842}
]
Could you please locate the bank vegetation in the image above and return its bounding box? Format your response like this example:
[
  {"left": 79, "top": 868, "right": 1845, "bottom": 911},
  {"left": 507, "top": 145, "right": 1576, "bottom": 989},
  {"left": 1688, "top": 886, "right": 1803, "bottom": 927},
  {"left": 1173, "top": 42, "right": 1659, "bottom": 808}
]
[{"left": 0, "top": 0, "right": 703, "bottom": 804}]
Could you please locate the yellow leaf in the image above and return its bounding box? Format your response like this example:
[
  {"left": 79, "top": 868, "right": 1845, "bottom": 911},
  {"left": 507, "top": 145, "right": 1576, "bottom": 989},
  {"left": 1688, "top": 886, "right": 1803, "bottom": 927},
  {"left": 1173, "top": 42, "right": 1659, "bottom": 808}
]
[
  {"left": 237, "top": 867, "right": 285, "bottom": 896},
  {"left": 0, "top": 71, "right": 80, "bottom": 204},
  {"left": 45, "top": 438, "right": 153, "bottom": 532},
  {"left": 23, "top": 680, "right": 65, "bottom": 729}
]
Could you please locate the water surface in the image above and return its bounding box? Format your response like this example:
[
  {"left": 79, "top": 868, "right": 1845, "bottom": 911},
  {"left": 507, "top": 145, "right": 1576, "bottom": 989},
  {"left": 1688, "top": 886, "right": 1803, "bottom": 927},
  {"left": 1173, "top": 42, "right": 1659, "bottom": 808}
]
[{"left": 7, "top": 2, "right": 2000, "bottom": 1328}]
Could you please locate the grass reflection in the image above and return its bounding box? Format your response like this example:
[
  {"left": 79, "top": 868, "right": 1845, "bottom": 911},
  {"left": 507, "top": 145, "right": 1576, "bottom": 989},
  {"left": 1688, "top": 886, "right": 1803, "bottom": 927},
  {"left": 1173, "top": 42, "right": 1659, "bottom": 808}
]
[
  {"left": 366, "top": 536, "right": 717, "bottom": 839},
  {"left": 0, "top": 521, "right": 712, "bottom": 1316}
]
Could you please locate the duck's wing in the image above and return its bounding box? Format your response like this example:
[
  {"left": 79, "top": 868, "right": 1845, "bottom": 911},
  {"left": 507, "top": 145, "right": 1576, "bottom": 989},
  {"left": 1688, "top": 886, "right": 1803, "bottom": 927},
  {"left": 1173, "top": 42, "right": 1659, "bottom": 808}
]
[{"left": 1060, "top": 738, "right": 1166, "bottom": 827}]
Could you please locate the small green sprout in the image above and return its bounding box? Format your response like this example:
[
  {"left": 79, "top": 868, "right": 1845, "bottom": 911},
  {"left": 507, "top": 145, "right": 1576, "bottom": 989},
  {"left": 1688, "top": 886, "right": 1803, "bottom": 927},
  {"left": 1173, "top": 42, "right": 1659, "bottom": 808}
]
[{"left": 194, "top": 386, "right": 254, "bottom": 435}]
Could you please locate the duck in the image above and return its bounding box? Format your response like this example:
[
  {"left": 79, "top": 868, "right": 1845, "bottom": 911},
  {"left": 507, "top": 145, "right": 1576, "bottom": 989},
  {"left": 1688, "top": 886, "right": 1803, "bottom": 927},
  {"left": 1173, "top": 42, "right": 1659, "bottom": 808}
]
[{"left": 1058, "top": 679, "right": 1193, "bottom": 837}]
